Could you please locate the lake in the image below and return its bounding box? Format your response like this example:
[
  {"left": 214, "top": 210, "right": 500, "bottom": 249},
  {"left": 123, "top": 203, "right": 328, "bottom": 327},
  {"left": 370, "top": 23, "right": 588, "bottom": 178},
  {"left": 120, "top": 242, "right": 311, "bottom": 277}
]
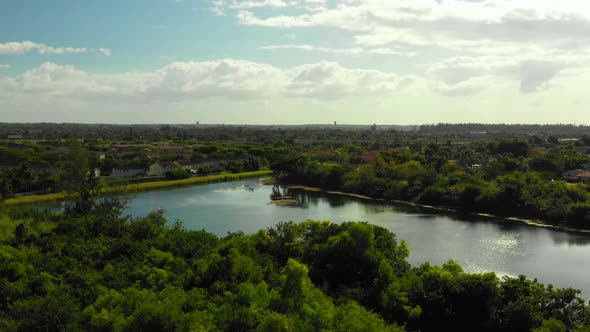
[{"left": 119, "top": 179, "right": 590, "bottom": 296}]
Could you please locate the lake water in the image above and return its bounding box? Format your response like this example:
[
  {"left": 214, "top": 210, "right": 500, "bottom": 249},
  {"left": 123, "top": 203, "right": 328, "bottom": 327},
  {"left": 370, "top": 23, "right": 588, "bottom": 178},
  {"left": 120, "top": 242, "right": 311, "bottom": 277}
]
[{"left": 120, "top": 179, "right": 590, "bottom": 296}]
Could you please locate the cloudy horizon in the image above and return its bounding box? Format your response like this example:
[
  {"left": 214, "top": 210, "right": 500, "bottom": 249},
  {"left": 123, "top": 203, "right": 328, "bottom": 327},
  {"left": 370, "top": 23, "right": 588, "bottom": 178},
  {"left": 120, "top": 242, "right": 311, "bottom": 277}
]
[{"left": 1, "top": 0, "right": 590, "bottom": 125}]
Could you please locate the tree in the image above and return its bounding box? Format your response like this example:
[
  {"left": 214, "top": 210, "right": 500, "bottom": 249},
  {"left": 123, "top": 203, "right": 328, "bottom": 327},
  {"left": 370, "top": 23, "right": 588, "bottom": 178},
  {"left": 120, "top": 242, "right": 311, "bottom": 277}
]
[
  {"left": 243, "top": 156, "right": 261, "bottom": 172},
  {"left": 62, "top": 140, "right": 102, "bottom": 229}
]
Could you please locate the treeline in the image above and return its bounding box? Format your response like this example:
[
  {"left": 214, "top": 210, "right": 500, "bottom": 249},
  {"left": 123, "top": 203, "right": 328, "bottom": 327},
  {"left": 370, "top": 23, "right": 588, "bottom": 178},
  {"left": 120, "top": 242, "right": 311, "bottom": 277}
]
[
  {"left": 0, "top": 139, "right": 288, "bottom": 198},
  {"left": 418, "top": 123, "right": 590, "bottom": 137},
  {"left": 272, "top": 140, "right": 590, "bottom": 229},
  {"left": 1, "top": 206, "right": 589, "bottom": 331}
]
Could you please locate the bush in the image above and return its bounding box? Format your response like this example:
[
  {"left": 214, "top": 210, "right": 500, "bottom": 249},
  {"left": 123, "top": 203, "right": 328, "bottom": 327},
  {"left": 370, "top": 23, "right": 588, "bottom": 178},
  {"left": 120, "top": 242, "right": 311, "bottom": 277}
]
[{"left": 165, "top": 168, "right": 190, "bottom": 180}]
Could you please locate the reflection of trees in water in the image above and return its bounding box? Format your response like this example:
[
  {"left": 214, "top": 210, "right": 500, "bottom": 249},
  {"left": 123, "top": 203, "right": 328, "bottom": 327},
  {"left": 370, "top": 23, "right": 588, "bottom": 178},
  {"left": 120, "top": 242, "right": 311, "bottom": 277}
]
[
  {"left": 300, "top": 191, "right": 317, "bottom": 208},
  {"left": 290, "top": 189, "right": 350, "bottom": 208},
  {"left": 549, "top": 232, "right": 590, "bottom": 246},
  {"left": 326, "top": 195, "right": 347, "bottom": 208}
]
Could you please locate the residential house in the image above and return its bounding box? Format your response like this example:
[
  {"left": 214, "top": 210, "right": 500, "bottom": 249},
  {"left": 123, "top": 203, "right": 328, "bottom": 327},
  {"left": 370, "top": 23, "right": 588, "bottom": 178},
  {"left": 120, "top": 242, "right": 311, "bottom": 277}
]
[
  {"left": 176, "top": 160, "right": 195, "bottom": 171},
  {"left": 563, "top": 169, "right": 590, "bottom": 183},
  {"left": 161, "top": 162, "right": 182, "bottom": 174},
  {"left": 147, "top": 163, "right": 165, "bottom": 177},
  {"left": 111, "top": 166, "right": 145, "bottom": 179}
]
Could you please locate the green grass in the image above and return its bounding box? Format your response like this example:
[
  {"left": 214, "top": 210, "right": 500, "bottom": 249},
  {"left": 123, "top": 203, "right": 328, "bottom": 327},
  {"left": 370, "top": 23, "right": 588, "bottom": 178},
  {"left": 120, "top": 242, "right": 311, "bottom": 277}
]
[
  {"left": 105, "top": 170, "right": 272, "bottom": 193},
  {"left": 3, "top": 192, "right": 69, "bottom": 206},
  {"left": 3, "top": 170, "right": 272, "bottom": 206}
]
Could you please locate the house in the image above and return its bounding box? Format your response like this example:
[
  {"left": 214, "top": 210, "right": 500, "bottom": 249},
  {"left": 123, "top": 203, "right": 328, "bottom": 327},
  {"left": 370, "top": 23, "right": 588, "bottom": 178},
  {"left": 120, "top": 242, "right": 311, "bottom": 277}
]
[
  {"left": 563, "top": 169, "right": 590, "bottom": 183},
  {"left": 176, "top": 160, "right": 195, "bottom": 171},
  {"left": 147, "top": 163, "right": 165, "bottom": 177},
  {"left": 111, "top": 167, "right": 145, "bottom": 179},
  {"left": 161, "top": 162, "right": 182, "bottom": 174}
]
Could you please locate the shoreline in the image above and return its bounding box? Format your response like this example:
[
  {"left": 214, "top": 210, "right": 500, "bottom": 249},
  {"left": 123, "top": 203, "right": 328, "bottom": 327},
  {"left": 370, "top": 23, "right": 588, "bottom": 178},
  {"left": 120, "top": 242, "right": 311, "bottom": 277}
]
[
  {"left": 287, "top": 185, "right": 590, "bottom": 236},
  {"left": 3, "top": 170, "right": 272, "bottom": 206}
]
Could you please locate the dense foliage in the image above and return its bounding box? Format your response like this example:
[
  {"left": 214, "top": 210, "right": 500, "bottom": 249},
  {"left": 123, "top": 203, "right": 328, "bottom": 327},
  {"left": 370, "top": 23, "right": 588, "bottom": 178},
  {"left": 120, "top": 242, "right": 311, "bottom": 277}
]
[
  {"left": 1, "top": 205, "right": 589, "bottom": 332},
  {"left": 272, "top": 140, "right": 590, "bottom": 229}
]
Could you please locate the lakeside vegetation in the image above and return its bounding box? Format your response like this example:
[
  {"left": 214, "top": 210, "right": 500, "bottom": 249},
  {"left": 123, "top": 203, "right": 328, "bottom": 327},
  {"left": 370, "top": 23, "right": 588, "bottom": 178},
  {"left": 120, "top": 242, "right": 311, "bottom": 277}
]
[
  {"left": 271, "top": 139, "right": 590, "bottom": 230},
  {"left": 1, "top": 205, "right": 589, "bottom": 332},
  {"left": 3, "top": 170, "right": 272, "bottom": 206}
]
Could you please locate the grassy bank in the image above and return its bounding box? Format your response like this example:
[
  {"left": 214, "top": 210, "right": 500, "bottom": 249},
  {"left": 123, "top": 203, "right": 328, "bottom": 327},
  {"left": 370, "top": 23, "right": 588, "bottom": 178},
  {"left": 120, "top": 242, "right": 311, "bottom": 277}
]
[{"left": 3, "top": 170, "right": 272, "bottom": 206}]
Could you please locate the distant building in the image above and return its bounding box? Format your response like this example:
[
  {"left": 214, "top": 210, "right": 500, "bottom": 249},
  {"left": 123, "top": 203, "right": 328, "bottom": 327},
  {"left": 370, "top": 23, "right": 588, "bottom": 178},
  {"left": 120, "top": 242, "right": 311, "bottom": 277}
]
[
  {"left": 111, "top": 167, "right": 145, "bottom": 179},
  {"left": 161, "top": 161, "right": 182, "bottom": 174},
  {"left": 147, "top": 163, "right": 165, "bottom": 177},
  {"left": 176, "top": 160, "right": 195, "bottom": 171},
  {"left": 563, "top": 169, "right": 590, "bottom": 183}
]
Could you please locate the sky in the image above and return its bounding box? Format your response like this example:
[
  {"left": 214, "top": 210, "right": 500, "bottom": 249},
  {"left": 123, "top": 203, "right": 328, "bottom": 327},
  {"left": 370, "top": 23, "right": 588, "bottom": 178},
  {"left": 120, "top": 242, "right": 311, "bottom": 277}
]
[{"left": 1, "top": 0, "right": 590, "bottom": 125}]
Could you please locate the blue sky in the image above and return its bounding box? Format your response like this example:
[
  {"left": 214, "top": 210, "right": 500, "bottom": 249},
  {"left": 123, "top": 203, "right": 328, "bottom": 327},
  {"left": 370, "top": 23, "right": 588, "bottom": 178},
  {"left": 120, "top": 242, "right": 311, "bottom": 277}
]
[{"left": 1, "top": 0, "right": 590, "bottom": 124}]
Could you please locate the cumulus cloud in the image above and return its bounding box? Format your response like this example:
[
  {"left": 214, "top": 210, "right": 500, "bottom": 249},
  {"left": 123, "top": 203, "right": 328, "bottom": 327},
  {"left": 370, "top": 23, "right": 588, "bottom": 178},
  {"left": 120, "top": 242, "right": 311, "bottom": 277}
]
[
  {"left": 284, "top": 61, "right": 411, "bottom": 98},
  {"left": 426, "top": 54, "right": 584, "bottom": 94},
  {"left": 520, "top": 60, "right": 562, "bottom": 93},
  {"left": 232, "top": 0, "right": 590, "bottom": 47},
  {"left": 0, "top": 60, "right": 415, "bottom": 102},
  {"left": 0, "top": 64, "right": 11, "bottom": 70},
  {"left": 229, "top": 0, "right": 590, "bottom": 71}
]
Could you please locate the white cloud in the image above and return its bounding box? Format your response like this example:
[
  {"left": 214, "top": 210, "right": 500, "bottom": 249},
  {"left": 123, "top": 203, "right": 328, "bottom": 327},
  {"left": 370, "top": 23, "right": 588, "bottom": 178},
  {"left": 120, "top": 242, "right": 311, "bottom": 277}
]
[
  {"left": 429, "top": 76, "right": 491, "bottom": 96},
  {"left": 0, "top": 41, "right": 88, "bottom": 55},
  {"left": 98, "top": 48, "right": 112, "bottom": 56},
  {"left": 284, "top": 61, "right": 411, "bottom": 98},
  {"left": 0, "top": 64, "right": 11, "bottom": 70},
  {"left": 0, "top": 60, "right": 416, "bottom": 102},
  {"left": 260, "top": 44, "right": 414, "bottom": 56},
  {"left": 229, "top": 0, "right": 289, "bottom": 9},
  {"left": 426, "top": 54, "right": 588, "bottom": 94},
  {"left": 520, "top": 60, "right": 562, "bottom": 93},
  {"left": 3, "top": 59, "right": 590, "bottom": 124},
  {"left": 230, "top": 0, "right": 590, "bottom": 59},
  {"left": 211, "top": 0, "right": 226, "bottom": 15},
  {"left": 0, "top": 41, "right": 112, "bottom": 57},
  {"left": 229, "top": 0, "right": 590, "bottom": 93}
]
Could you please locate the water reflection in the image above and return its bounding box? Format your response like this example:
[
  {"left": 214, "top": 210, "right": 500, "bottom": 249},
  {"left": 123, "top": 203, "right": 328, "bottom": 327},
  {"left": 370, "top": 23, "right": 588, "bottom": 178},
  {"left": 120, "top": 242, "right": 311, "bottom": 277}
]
[{"left": 548, "top": 232, "right": 590, "bottom": 246}]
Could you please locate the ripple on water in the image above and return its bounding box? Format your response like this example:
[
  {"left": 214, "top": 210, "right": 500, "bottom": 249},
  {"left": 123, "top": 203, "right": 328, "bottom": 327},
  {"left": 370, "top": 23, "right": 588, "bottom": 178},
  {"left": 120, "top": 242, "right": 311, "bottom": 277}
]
[
  {"left": 462, "top": 262, "right": 519, "bottom": 279},
  {"left": 480, "top": 232, "right": 522, "bottom": 256}
]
